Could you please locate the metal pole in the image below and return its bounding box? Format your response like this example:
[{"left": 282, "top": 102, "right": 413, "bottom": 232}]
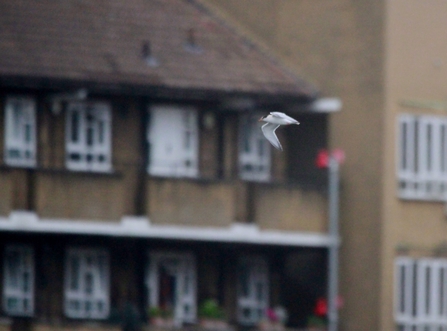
[{"left": 327, "top": 155, "right": 340, "bottom": 331}]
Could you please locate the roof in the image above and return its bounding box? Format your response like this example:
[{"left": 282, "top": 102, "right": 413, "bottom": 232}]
[{"left": 0, "top": 0, "right": 316, "bottom": 99}]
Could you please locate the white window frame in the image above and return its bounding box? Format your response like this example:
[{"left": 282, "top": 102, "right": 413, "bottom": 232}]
[
  {"left": 4, "top": 97, "right": 36, "bottom": 167},
  {"left": 147, "top": 105, "right": 198, "bottom": 178},
  {"left": 398, "top": 114, "right": 447, "bottom": 200},
  {"left": 145, "top": 252, "right": 197, "bottom": 325},
  {"left": 395, "top": 257, "right": 447, "bottom": 330},
  {"left": 65, "top": 102, "right": 112, "bottom": 172},
  {"left": 64, "top": 248, "right": 110, "bottom": 319},
  {"left": 3, "top": 245, "right": 34, "bottom": 316},
  {"left": 239, "top": 113, "right": 271, "bottom": 182},
  {"left": 237, "top": 256, "right": 269, "bottom": 325}
]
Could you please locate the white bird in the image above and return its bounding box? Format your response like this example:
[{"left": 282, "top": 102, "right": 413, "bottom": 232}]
[{"left": 258, "top": 112, "right": 300, "bottom": 151}]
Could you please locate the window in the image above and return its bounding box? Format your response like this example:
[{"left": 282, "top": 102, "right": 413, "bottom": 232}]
[
  {"left": 64, "top": 248, "right": 110, "bottom": 319},
  {"left": 146, "top": 252, "right": 196, "bottom": 324},
  {"left": 4, "top": 97, "right": 36, "bottom": 167},
  {"left": 3, "top": 245, "right": 34, "bottom": 316},
  {"left": 147, "top": 106, "right": 198, "bottom": 178},
  {"left": 398, "top": 114, "right": 447, "bottom": 200},
  {"left": 66, "top": 102, "right": 112, "bottom": 172},
  {"left": 395, "top": 257, "right": 447, "bottom": 330},
  {"left": 237, "top": 256, "right": 269, "bottom": 325},
  {"left": 239, "top": 114, "right": 271, "bottom": 182}
]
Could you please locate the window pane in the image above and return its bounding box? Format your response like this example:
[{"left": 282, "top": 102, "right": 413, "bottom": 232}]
[
  {"left": 23, "top": 271, "right": 30, "bottom": 293},
  {"left": 427, "top": 124, "right": 432, "bottom": 171},
  {"left": 256, "top": 282, "right": 264, "bottom": 301},
  {"left": 69, "top": 299, "right": 80, "bottom": 312},
  {"left": 70, "top": 256, "right": 80, "bottom": 290},
  {"left": 412, "top": 263, "right": 417, "bottom": 316},
  {"left": 401, "top": 121, "right": 408, "bottom": 170},
  {"left": 24, "top": 124, "right": 32, "bottom": 143},
  {"left": 184, "top": 131, "right": 192, "bottom": 150},
  {"left": 414, "top": 120, "right": 419, "bottom": 173},
  {"left": 97, "top": 301, "right": 104, "bottom": 312},
  {"left": 243, "top": 122, "right": 251, "bottom": 153},
  {"left": 71, "top": 111, "right": 80, "bottom": 142},
  {"left": 86, "top": 127, "right": 94, "bottom": 146},
  {"left": 258, "top": 138, "right": 265, "bottom": 157},
  {"left": 8, "top": 149, "right": 21, "bottom": 159},
  {"left": 98, "top": 121, "right": 104, "bottom": 144},
  {"left": 98, "top": 255, "right": 107, "bottom": 291},
  {"left": 442, "top": 125, "right": 446, "bottom": 172},
  {"left": 13, "top": 106, "right": 22, "bottom": 140},
  {"left": 399, "top": 265, "right": 406, "bottom": 313},
  {"left": 85, "top": 300, "right": 92, "bottom": 313},
  {"left": 440, "top": 267, "right": 444, "bottom": 315},
  {"left": 239, "top": 265, "right": 249, "bottom": 297},
  {"left": 7, "top": 297, "right": 19, "bottom": 311},
  {"left": 85, "top": 273, "right": 93, "bottom": 295},
  {"left": 425, "top": 266, "right": 431, "bottom": 314},
  {"left": 5, "top": 250, "right": 20, "bottom": 289}
]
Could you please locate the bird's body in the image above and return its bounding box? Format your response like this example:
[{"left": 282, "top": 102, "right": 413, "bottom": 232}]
[{"left": 259, "top": 112, "right": 300, "bottom": 151}]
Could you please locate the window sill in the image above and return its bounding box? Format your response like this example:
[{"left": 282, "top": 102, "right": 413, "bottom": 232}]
[
  {"left": 148, "top": 174, "right": 234, "bottom": 185},
  {"left": 398, "top": 194, "right": 447, "bottom": 202},
  {"left": 148, "top": 175, "right": 326, "bottom": 191},
  {"left": 0, "top": 165, "right": 122, "bottom": 178},
  {"left": 41, "top": 167, "right": 123, "bottom": 178}
]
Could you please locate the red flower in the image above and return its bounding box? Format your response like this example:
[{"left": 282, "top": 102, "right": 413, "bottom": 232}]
[
  {"left": 313, "top": 296, "right": 344, "bottom": 317},
  {"left": 266, "top": 308, "right": 278, "bottom": 322},
  {"left": 315, "top": 150, "right": 329, "bottom": 168},
  {"left": 314, "top": 298, "right": 327, "bottom": 317}
]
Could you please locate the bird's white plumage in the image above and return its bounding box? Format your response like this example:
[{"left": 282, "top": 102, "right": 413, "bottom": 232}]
[
  {"left": 261, "top": 123, "right": 282, "bottom": 151},
  {"left": 267, "top": 112, "right": 300, "bottom": 125},
  {"left": 259, "top": 112, "right": 299, "bottom": 151}
]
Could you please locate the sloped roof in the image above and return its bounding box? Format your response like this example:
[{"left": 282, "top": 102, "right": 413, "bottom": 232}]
[{"left": 0, "top": 0, "right": 316, "bottom": 99}]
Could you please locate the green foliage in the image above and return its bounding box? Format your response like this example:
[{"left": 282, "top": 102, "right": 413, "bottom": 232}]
[
  {"left": 148, "top": 306, "right": 172, "bottom": 318},
  {"left": 148, "top": 306, "right": 162, "bottom": 318},
  {"left": 198, "top": 299, "right": 226, "bottom": 320},
  {"left": 307, "top": 315, "right": 327, "bottom": 327}
]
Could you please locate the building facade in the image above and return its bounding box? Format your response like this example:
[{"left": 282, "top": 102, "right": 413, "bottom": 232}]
[
  {"left": 0, "top": 0, "right": 336, "bottom": 330},
  {"left": 201, "top": 0, "right": 447, "bottom": 330}
]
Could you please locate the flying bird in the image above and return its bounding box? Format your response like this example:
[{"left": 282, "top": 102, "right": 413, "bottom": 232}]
[{"left": 259, "top": 112, "right": 300, "bottom": 151}]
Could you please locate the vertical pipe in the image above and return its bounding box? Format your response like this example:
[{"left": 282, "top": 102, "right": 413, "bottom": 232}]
[{"left": 327, "top": 155, "right": 340, "bottom": 331}]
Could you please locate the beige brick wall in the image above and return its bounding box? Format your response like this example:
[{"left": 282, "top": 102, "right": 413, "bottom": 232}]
[{"left": 201, "top": 1, "right": 386, "bottom": 330}]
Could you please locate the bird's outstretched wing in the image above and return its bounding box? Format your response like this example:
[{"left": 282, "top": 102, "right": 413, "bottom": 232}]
[
  {"left": 261, "top": 123, "right": 282, "bottom": 151},
  {"left": 270, "top": 112, "right": 287, "bottom": 117},
  {"left": 270, "top": 112, "right": 300, "bottom": 124}
]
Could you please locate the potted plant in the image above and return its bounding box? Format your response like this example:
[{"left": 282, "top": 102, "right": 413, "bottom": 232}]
[
  {"left": 148, "top": 306, "right": 174, "bottom": 328},
  {"left": 258, "top": 306, "right": 287, "bottom": 331},
  {"left": 307, "top": 296, "right": 343, "bottom": 331},
  {"left": 306, "top": 314, "right": 327, "bottom": 331},
  {"left": 198, "top": 299, "right": 228, "bottom": 330}
]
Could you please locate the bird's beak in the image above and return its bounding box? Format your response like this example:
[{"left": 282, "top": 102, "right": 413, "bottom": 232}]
[{"left": 258, "top": 117, "right": 263, "bottom": 122}]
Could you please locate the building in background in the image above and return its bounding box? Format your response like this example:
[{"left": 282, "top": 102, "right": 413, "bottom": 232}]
[
  {"left": 200, "top": 0, "right": 447, "bottom": 330},
  {"left": 0, "top": 1, "right": 337, "bottom": 330}
]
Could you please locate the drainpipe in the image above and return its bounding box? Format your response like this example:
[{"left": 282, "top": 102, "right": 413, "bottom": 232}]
[
  {"left": 316, "top": 149, "right": 344, "bottom": 331},
  {"left": 327, "top": 154, "right": 340, "bottom": 331}
]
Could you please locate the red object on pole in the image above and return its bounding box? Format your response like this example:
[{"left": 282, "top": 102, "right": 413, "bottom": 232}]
[
  {"left": 316, "top": 149, "right": 345, "bottom": 168},
  {"left": 314, "top": 296, "right": 344, "bottom": 317},
  {"left": 316, "top": 150, "right": 329, "bottom": 168},
  {"left": 314, "top": 297, "right": 327, "bottom": 316},
  {"left": 332, "top": 149, "right": 345, "bottom": 164}
]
